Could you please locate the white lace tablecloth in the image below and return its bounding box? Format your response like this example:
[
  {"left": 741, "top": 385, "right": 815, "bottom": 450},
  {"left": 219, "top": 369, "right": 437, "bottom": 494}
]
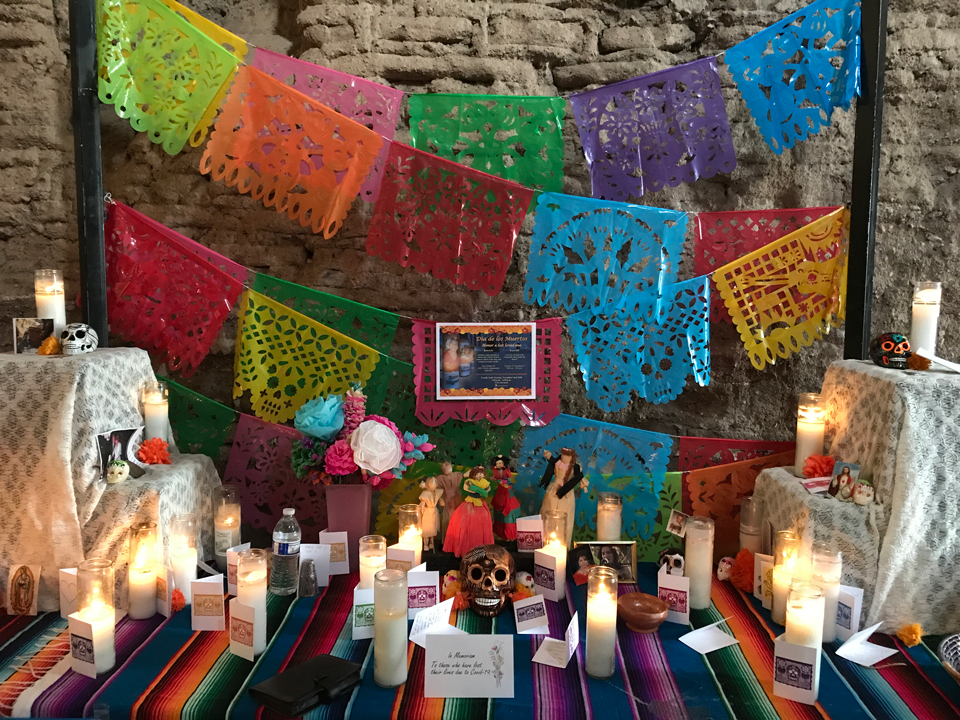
[{"left": 756, "top": 360, "right": 960, "bottom": 634}]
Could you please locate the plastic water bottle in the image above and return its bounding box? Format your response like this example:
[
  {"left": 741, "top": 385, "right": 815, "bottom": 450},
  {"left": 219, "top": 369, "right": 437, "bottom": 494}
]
[{"left": 271, "top": 508, "right": 301, "bottom": 596}]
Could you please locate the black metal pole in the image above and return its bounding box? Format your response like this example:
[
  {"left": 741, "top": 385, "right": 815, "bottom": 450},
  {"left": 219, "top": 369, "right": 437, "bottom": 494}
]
[
  {"left": 70, "top": 0, "right": 109, "bottom": 346},
  {"left": 844, "top": 0, "right": 888, "bottom": 359}
]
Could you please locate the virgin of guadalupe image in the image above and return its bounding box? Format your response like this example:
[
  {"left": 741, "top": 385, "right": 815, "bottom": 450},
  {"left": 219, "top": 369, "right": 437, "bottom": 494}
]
[{"left": 10, "top": 565, "right": 35, "bottom": 615}]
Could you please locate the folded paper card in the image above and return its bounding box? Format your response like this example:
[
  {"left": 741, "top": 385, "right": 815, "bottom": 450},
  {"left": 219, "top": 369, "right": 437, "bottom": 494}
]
[
  {"left": 191, "top": 575, "right": 225, "bottom": 631},
  {"left": 679, "top": 619, "right": 739, "bottom": 654},
  {"left": 513, "top": 594, "right": 550, "bottom": 635},
  {"left": 533, "top": 549, "right": 562, "bottom": 602},
  {"left": 760, "top": 558, "right": 774, "bottom": 610},
  {"left": 409, "top": 597, "right": 466, "bottom": 649},
  {"left": 68, "top": 612, "right": 112, "bottom": 679},
  {"left": 408, "top": 563, "right": 440, "bottom": 619},
  {"left": 425, "top": 634, "right": 515, "bottom": 698},
  {"left": 387, "top": 545, "right": 417, "bottom": 574},
  {"left": 531, "top": 612, "right": 578, "bottom": 668},
  {"left": 352, "top": 588, "right": 375, "bottom": 641},
  {"left": 836, "top": 585, "right": 864, "bottom": 642},
  {"left": 835, "top": 621, "right": 897, "bottom": 667},
  {"left": 59, "top": 568, "right": 78, "bottom": 618},
  {"left": 229, "top": 598, "right": 257, "bottom": 661},
  {"left": 773, "top": 635, "right": 820, "bottom": 705},
  {"left": 516, "top": 515, "right": 543, "bottom": 552},
  {"left": 300, "top": 544, "right": 331, "bottom": 588},
  {"left": 157, "top": 567, "right": 174, "bottom": 618},
  {"left": 754, "top": 553, "right": 773, "bottom": 601},
  {"left": 226, "top": 543, "right": 251, "bottom": 595},
  {"left": 658, "top": 564, "right": 690, "bottom": 624},
  {"left": 318, "top": 530, "right": 349, "bottom": 575}
]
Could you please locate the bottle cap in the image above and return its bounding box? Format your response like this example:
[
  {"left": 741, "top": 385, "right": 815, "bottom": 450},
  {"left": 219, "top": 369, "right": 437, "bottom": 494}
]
[{"left": 283, "top": 508, "right": 295, "bottom": 516}]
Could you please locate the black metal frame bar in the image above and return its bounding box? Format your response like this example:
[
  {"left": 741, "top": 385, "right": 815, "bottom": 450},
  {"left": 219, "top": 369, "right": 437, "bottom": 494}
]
[
  {"left": 844, "top": 0, "right": 889, "bottom": 359},
  {"left": 70, "top": 0, "right": 109, "bottom": 346}
]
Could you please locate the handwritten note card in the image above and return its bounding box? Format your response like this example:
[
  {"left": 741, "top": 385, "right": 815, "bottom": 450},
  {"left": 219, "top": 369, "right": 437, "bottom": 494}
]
[
  {"left": 531, "top": 613, "right": 578, "bottom": 668},
  {"left": 424, "top": 635, "right": 514, "bottom": 698}
]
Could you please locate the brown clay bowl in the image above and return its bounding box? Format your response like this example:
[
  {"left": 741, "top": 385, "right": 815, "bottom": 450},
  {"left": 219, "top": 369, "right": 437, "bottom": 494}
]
[{"left": 618, "top": 592, "right": 669, "bottom": 633}]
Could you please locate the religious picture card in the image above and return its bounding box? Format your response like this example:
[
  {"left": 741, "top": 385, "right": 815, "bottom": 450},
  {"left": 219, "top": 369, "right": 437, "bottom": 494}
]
[
  {"left": 658, "top": 564, "right": 690, "bottom": 624},
  {"left": 13, "top": 318, "right": 53, "bottom": 354},
  {"left": 7, "top": 565, "right": 40, "bottom": 615},
  {"left": 436, "top": 322, "right": 535, "bottom": 400}
]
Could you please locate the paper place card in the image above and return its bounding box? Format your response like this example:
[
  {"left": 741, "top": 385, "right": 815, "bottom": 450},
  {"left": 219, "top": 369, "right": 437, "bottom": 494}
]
[
  {"left": 680, "top": 619, "right": 739, "bottom": 655},
  {"left": 658, "top": 564, "right": 690, "bottom": 625},
  {"left": 513, "top": 594, "right": 550, "bottom": 635},
  {"left": 760, "top": 559, "right": 774, "bottom": 610},
  {"left": 773, "top": 635, "right": 821, "bottom": 705},
  {"left": 59, "top": 568, "right": 78, "bottom": 618},
  {"left": 425, "top": 634, "right": 514, "bottom": 698},
  {"left": 300, "top": 543, "right": 331, "bottom": 588},
  {"left": 534, "top": 549, "right": 562, "bottom": 602},
  {"left": 516, "top": 515, "right": 544, "bottom": 552},
  {"left": 835, "top": 621, "right": 897, "bottom": 667},
  {"left": 386, "top": 544, "right": 417, "bottom": 574},
  {"left": 409, "top": 597, "right": 466, "bottom": 648},
  {"left": 191, "top": 575, "right": 225, "bottom": 631},
  {"left": 532, "top": 613, "right": 578, "bottom": 668},
  {"left": 157, "top": 566, "right": 174, "bottom": 618},
  {"left": 7, "top": 565, "right": 40, "bottom": 615},
  {"left": 229, "top": 598, "right": 257, "bottom": 661},
  {"left": 318, "top": 530, "right": 349, "bottom": 575},
  {"left": 352, "top": 587, "right": 375, "bottom": 641},
  {"left": 226, "top": 542, "right": 251, "bottom": 595},
  {"left": 407, "top": 564, "right": 440, "bottom": 619},
  {"left": 836, "top": 585, "right": 865, "bottom": 642},
  {"left": 68, "top": 613, "right": 104, "bottom": 679},
  {"left": 666, "top": 509, "right": 690, "bottom": 538},
  {"left": 753, "top": 553, "right": 773, "bottom": 601}
]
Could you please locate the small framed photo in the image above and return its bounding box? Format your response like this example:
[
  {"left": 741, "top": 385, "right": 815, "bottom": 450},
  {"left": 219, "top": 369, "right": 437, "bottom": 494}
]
[
  {"left": 666, "top": 509, "right": 690, "bottom": 538},
  {"left": 13, "top": 318, "right": 54, "bottom": 354},
  {"left": 829, "top": 461, "right": 861, "bottom": 499},
  {"left": 573, "top": 541, "right": 637, "bottom": 583},
  {"left": 96, "top": 427, "right": 147, "bottom": 480}
]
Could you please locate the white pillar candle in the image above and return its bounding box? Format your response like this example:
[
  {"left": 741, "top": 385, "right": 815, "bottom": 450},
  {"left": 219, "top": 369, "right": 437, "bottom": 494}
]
[
  {"left": 739, "top": 496, "right": 764, "bottom": 555},
  {"left": 215, "top": 514, "right": 241, "bottom": 568},
  {"left": 359, "top": 550, "right": 386, "bottom": 590},
  {"left": 34, "top": 269, "right": 67, "bottom": 337},
  {"left": 740, "top": 530, "right": 762, "bottom": 555},
  {"left": 171, "top": 547, "right": 198, "bottom": 605},
  {"left": 772, "top": 566, "right": 793, "bottom": 625},
  {"left": 585, "top": 567, "right": 618, "bottom": 679},
  {"left": 237, "top": 568, "right": 268, "bottom": 655},
  {"left": 785, "top": 583, "right": 825, "bottom": 648},
  {"left": 144, "top": 401, "right": 168, "bottom": 442},
  {"left": 911, "top": 282, "right": 942, "bottom": 355},
  {"left": 374, "top": 569, "right": 408, "bottom": 688},
  {"left": 685, "top": 517, "right": 715, "bottom": 610},
  {"left": 543, "top": 539, "right": 567, "bottom": 601},
  {"left": 128, "top": 566, "right": 157, "bottom": 619},
  {"left": 397, "top": 528, "right": 422, "bottom": 569},
  {"left": 77, "top": 558, "right": 116, "bottom": 674},
  {"left": 596, "top": 493, "right": 622, "bottom": 542},
  {"left": 78, "top": 601, "right": 117, "bottom": 674},
  {"left": 812, "top": 544, "right": 842, "bottom": 643}
]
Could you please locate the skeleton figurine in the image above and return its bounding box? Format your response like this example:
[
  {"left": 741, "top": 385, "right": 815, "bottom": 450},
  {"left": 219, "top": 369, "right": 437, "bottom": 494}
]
[
  {"left": 61, "top": 323, "right": 99, "bottom": 355},
  {"left": 459, "top": 544, "right": 515, "bottom": 617}
]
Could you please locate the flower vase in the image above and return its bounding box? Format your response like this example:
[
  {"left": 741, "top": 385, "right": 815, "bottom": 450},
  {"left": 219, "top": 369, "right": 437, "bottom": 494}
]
[{"left": 325, "top": 481, "right": 372, "bottom": 574}]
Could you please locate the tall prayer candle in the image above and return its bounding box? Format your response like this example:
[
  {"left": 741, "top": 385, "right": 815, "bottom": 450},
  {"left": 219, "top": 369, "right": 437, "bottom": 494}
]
[
  {"left": 772, "top": 530, "right": 800, "bottom": 625},
  {"left": 397, "top": 504, "right": 422, "bottom": 568},
  {"left": 739, "top": 496, "right": 764, "bottom": 555},
  {"left": 596, "top": 492, "right": 622, "bottom": 542},
  {"left": 374, "top": 569, "right": 408, "bottom": 688},
  {"left": 359, "top": 535, "right": 387, "bottom": 590},
  {"left": 34, "top": 269, "right": 67, "bottom": 337},
  {"left": 586, "top": 566, "right": 618, "bottom": 678},
  {"left": 911, "top": 281, "right": 942, "bottom": 354},
  {"left": 685, "top": 517, "right": 714, "bottom": 610},
  {"left": 795, "top": 393, "right": 826, "bottom": 476},
  {"left": 237, "top": 549, "right": 268, "bottom": 655},
  {"left": 214, "top": 486, "right": 242, "bottom": 569},
  {"left": 170, "top": 514, "right": 198, "bottom": 605},
  {"left": 785, "top": 582, "right": 825, "bottom": 648},
  {"left": 77, "top": 559, "right": 116, "bottom": 674},
  {"left": 812, "top": 543, "right": 842, "bottom": 643},
  {"left": 141, "top": 381, "right": 169, "bottom": 442},
  {"left": 542, "top": 510, "right": 567, "bottom": 600},
  {"left": 128, "top": 522, "right": 158, "bottom": 620}
]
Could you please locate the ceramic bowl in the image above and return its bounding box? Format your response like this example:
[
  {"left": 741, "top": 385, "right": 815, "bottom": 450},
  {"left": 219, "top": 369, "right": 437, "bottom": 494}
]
[
  {"left": 617, "top": 592, "right": 669, "bottom": 633},
  {"left": 938, "top": 634, "right": 960, "bottom": 683}
]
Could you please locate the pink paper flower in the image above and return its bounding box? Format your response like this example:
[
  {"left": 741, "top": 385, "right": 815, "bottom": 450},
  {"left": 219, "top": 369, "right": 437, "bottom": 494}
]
[{"left": 324, "top": 439, "right": 359, "bottom": 475}]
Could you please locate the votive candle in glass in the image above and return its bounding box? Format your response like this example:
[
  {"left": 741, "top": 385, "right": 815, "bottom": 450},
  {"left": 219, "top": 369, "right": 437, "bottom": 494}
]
[
  {"left": 795, "top": 393, "right": 826, "bottom": 477},
  {"left": 596, "top": 492, "right": 623, "bottom": 542},
  {"left": 911, "top": 281, "right": 942, "bottom": 354},
  {"left": 739, "top": 496, "right": 764, "bottom": 555},
  {"left": 214, "top": 486, "right": 241, "bottom": 569},
  {"left": 237, "top": 549, "right": 268, "bottom": 655},
  {"left": 772, "top": 530, "right": 800, "bottom": 625},
  {"left": 34, "top": 269, "right": 66, "bottom": 337},
  {"left": 541, "top": 510, "right": 568, "bottom": 600},
  {"left": 812, "top": 543, "right": 842, "bottom": 643},
  {"left": 397, "top": 504, "right": 422, "bottom": 567},
  {"left": 359, "top": 535, "right": 387, "bottom": 590},
  {"left": 785, "top": 582, "right": 825, "bottom": 648},
  {"left": 170, "top": 514, "right": 198, "bottom": 605},
  {"left": 685, "top": 517, "right": 715, "bottom": 610},
  {"left": 77, "top": 558, "right": 116, "bottom": 674},
  {"left": 585, "top": 566, "right": 618, "bottom": 678},
  {"left": 128, "top": 521, "right": 158, "bottom": 620},
  {"left": 374, "top": 568, "right": 408, "bottom": 688},
  {"left": 141, "top": 381, "right": 169, "bottom": 443}
]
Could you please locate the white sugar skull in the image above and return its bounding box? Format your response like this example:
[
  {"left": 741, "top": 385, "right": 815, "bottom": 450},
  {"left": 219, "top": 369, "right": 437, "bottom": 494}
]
[
  {"left": 717, "top": 557, "right": 735, "bottom": 581},
  {"left": 853, "top": 481, "right": 875, "bottom": 506},
  {"left": 516, "top": 570, "right": 534, "bottom": 592},
  {"left": 106, "top": 459, "right": 129, "bottom": 484},
  {"left": 61, "top": 323, "right": 99, "bottom": 355}
]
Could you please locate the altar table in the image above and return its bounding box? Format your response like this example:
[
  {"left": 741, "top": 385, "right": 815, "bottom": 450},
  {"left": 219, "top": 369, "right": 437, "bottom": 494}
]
[{"left": 2, "top": 565, "right": 958, "bottom": 720}]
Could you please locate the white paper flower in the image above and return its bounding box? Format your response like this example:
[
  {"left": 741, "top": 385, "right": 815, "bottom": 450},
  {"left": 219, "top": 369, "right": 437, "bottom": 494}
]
[{"left": 350, "top": 420, "right": 403, "bottom": 475}]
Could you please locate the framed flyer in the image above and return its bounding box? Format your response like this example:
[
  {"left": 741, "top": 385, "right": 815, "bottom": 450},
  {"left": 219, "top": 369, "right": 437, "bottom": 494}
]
[{"left": 436, "top": 323, "right": 536, "bottom": 400}]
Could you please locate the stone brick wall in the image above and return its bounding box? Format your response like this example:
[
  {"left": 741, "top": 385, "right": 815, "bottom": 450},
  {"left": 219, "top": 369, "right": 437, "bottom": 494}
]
[{"left": 1, "top": 0, "right": 957, "bottom": 448}]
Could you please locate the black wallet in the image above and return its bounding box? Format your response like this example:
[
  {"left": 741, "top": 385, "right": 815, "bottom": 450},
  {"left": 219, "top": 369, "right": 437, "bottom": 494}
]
[{"left": 249, "top": 654, "right": 362, "bottom": 716}]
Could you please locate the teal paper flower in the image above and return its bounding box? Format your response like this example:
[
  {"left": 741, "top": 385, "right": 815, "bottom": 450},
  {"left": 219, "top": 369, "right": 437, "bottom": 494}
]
[{"left": 294, "top": 394, "right": 345, "bottom": 441}]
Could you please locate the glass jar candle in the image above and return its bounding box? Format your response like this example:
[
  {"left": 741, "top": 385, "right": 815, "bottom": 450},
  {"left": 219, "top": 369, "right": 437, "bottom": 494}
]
[
  {"left": 685, "top": 517, "right": 714, "bottom": 610},
  {"left": 214, "top": 486, "right": 241, "bottom": 569},
  {"left": 795, "top": 393, "right": 826, "bottom": 477},
  {"left": 911, "top": 281, "right": 942, "bottom": 354},
  {"left": 772, "top": 530, "right": 800, "bottom": 625},
  {"left": 596, "top": 492, "right": 622, "bottom": 542},
  {"left": 169, "top": 513, "right": 198, "bottom": 605},
  {"left": 77, "top": 558, "right": 116, "bottom": 674},
  {"left": 237, "top": 549, "right": 269, "bottom": 655},
  {"left": 585, "top": 566, "right": 618, "bottom": 678},
  {"left": 397, "top": 504, "right": 422, "bottom": 567},
  {"left": 141, "top": 380, "right": 169, "bottom": 442},
  {"left": 541, "top": 510, "right": 567, "bottom": 600},
  {"left": 128, "top": 521, "right": 158, "bottom": 619},
  {"left": 374, "top": 568, "right": 408, "bottom": 688},
  {"left": 359, "top": 535, "right": 387, "bottom": 590},
  {"left": 812, "top": 543, "right": 842, "bottom": 643},
  {"left": 739, "top": 496, "right": 764, "bottom": 555},
  {"left": 785, "top": 582, "right": 825, "bottom": 648},
  {"left": 34, "top": 269, "right": 66, "bottom": 336}
]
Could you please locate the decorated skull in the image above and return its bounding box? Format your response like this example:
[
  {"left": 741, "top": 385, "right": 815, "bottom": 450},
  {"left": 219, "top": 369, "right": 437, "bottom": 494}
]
[
  {"left": 853, "top": 481, "right": 875, "bottom": 506},
  {"left": 460, "top": 544, "right": 515, "bottom": 617},
  {"left": 106, "top": 459, "right": 129, "bottom": 484},
  {"left": 869, "top": 332, "right": 911, "bottom": 369},
  {"left": 61, "top": 323, "right": 99, "bottom": 355},
  {"left": 659, "top": 547, "right": 684, "bottom": 576}
]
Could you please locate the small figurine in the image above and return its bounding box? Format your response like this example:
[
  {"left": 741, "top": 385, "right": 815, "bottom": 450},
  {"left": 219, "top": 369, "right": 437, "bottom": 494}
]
[
  {"left": 418, "top": 476, "right": 444, "bottom": 552},
  {"left": 829, "top": 465, "right": 855, "bottom": 498},
  {"left": 717, "top": 557, "right": 735, "bottom": 581},
  {"left": 106, "top": 459, "right": 130, "bottom": 484},
  {"left": 436, "top": 461, "right": 464, "bottom": 542},
  {"left": 443, "top": 466, "right": 494, "bottom": 557},
  {"left": 490, "top": 455, "right": 521, "bottom": 541},
  {"left": 838, "top": 471, "right": 857, "bottom": 502},
  {"left": 853, "top": 480, "right": 875, "bottom": 506},
  {"left": 539, "top": 448, "right": 589, "bottom": 548},
  {"left": 511, "top": 571, "right": 536, "bottom": 601}
]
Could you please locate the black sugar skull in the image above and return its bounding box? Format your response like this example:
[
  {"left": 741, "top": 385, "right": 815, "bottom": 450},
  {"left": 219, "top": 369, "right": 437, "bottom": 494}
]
[
  {"left": 869, "top": 333, "right": 911, "bottom": 369},
  {"left": 460, "top": 544, "right": 515, "bottom": 617}
]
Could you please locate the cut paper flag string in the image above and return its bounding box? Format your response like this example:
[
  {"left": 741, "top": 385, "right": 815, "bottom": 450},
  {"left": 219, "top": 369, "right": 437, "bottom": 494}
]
[
  {"left": 566, "top": 276, "right": 710, "bottom": 411},
  {"left": 233, "top": 290, "right": 380, "bottom": 423},
  {"left": 725, "top": 0, "right": 861, "bottom": 154},
  {"left": 253, "top": 274, "right": 399, "bottom": 354},
  {"left": 712, "top": 206, "right": 849, "bottom": 370},
  {"left": 200, "top": 66, "right": 383, "bottom": 238},
  {"left": 408, "top": 94, "right": 566, "bottom": 193},
  {"left": 104, "top": 200, "right": 244, "bottom": 376},
  {"left": 525, "top": 192, "right": 688, "bottom": 313},
  {"left": 570, "top": 57, "right": 736, "bottom": 202},
  {"left": 677, "top": 436, "right": 797, "bottom": 472},
  {"left": 161, "top": 375, "right": 236, "bottom": 461},
  {"left": 513, "top": 413, "right": 673, "bottom": 540},
  {"left": 97, "top": 0, "right": 240, "bottom": 155},
  {"left": 249, "top": 48, "right": 404, "bottom": 203},
  {"left": 367, "top": 142, "right": 534, "bottom": 296},
  {"left": 694, "top": 207, "right": 841, "bottom": 323},
  {"left": 410, "top": 319, "right": 562, "bottom": 427}
]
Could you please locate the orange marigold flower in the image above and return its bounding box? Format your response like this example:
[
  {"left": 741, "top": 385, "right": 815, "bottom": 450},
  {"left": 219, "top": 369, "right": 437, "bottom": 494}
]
[{"left": 137, "top": 437, "right": 172, "bottom": 465}]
